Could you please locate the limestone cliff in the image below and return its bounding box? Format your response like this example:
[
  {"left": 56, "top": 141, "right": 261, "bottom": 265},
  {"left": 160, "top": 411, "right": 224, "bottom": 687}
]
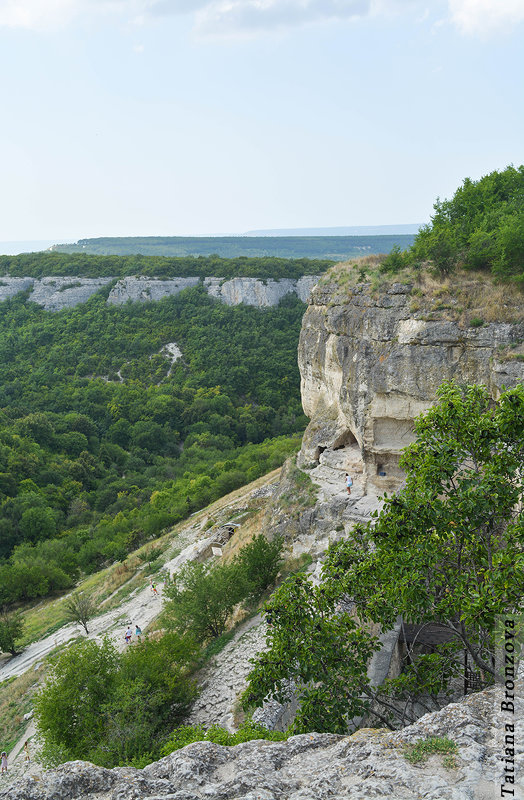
[
  {"left": 298, "top": 274, "right": 524, "bottom": 496},
  {"left": 0, "top": 275, "right": 320, "bottom": 310}
]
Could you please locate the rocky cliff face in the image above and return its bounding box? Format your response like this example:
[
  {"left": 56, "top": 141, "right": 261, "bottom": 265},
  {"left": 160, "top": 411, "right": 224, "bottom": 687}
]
[
  {"left": 297, "top": 276, "right": 524, "bottom": 496},
  {"left": 0, "top": 275, "right": 320, "bottom": 310}
]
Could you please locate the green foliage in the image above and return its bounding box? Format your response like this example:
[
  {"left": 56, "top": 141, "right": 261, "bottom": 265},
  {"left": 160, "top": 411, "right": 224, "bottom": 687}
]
[
  {"left": 246, "top": 382, "right": 524, "bottom": 731},
  {"left": 243, "top": 573, "right": 379, "bottom": 734},
  {"left": 403, "top": 736, "right": 458, "bottom": 765},
  {"left": 233, "top": 534, "right": 283, "bottom": 603},
  {"left": 0, "top": 285, "right": 306, "bottom": 605},
  {"left": 0, "top": 609, "right": 24, "bottom": 655},
  {"left": 411, "top": 165, "right": 524, "bottom": 281},
  {"left": 379, "top": 244, "right": 408, "bottom": 273},
  {"left": 164, "top": 535, "right": 284, "bottom": 643},
  {"left": 161, "top": 719, "right": 288, "bottom": 757},
  {"left": 164, "top": 560, "right": 245, "bottom": 641},
  {"left": 0, "top": 252, "right": 333, "bottom": 279},
  {"left": 34, "top": 634, "right": 198, "bottom": 767}
]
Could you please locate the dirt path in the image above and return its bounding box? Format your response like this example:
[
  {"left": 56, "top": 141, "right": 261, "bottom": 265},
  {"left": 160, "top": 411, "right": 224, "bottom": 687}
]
[{"left": 0, "top": 470, "right": 281, "bottom": 685}]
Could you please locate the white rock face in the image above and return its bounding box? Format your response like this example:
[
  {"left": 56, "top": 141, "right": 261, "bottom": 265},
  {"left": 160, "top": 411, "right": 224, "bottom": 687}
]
[
  {"left": 0, "top": 275, "right": 320, "bottom": 310},
  {"left": 0, "top": 277, "right": 34, "bottom": 300},
  {"left": 203, "top": 276, "right": 319, "bottom": 306},
  {"left": 298, "top": 280, "right": 524, "bottom": 495},
  {"left": 28, "top": 277, "right": 115, "bottom": 311},
  {"left": 107, "top": 276, "right": 200, "bottom": 304}
]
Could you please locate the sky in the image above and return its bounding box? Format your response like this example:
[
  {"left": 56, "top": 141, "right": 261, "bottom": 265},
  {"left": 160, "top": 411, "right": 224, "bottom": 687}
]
[{"left": 0, "top": 0, "right": 523, "bottom": 241}]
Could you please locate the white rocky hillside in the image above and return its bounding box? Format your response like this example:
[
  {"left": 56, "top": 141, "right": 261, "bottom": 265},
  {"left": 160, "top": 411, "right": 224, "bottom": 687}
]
[{"left": 0, "top": 275, "right": 320, "bottom": 310}]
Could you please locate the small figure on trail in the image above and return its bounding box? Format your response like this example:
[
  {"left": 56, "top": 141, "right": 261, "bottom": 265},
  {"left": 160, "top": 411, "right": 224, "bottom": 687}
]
[
  {"left": 124, "top": 626, "right": 132, "bottom": 644},
  {"left": 23, "top": 741, "right": 30, "bottom": 763},
  {"left": 151, "top": 580, "right": 159, "bottom": 596},
  {"left": 345, "top": 473, "right": 353, "bottom": 495},
  {"left": 1, "top": 751, "right": 7, "bottom": 773},
  {"left": 135, "top": 624, "right": 142, "bottom": 641}
]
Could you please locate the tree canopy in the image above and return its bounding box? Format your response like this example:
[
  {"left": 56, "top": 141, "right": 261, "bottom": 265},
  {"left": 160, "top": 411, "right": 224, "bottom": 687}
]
[
  {"left": 0, "top": 287, "right": 306, "bottom": 606},
  {"left": 379, "top": 165, "right": 524, "bottom": 284}
]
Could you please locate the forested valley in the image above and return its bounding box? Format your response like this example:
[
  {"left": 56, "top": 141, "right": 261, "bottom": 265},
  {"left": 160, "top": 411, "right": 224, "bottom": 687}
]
[{"left": 0, "top": 277, "right": 308, "bottom": 607}]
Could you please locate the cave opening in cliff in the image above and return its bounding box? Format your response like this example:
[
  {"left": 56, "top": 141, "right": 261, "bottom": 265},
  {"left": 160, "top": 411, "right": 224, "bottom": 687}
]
[
  {"left": 314, "top": 445, "right": 326, "bottom": 462},
  {"left": 332, "top": 430, "right": 358, "bottom": 450}
]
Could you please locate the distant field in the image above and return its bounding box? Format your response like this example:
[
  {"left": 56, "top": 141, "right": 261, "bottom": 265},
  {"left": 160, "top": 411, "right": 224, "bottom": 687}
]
[{"left": 52, "top": 234, "right": 416, "bottom": 260}]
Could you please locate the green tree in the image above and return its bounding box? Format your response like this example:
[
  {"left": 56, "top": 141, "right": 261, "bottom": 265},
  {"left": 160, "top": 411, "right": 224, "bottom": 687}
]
[
  {"left": 64, "top": 591, "right": 96, "bottom": 634},
  {"left": 0, "top": 609, "right": 24, "bottom": 655},
  {"left": 234, "top": 534, "right": 283, "bottom": 603},
  {"left": 242, "top": 574, "right": 379, "bottom": 733},
  {"left": 34, "top": 638, "right": 118, "bottom": 761},
  {"left": 245, "top": 382, "right": 524, "bottom": 731},
  {"left": 164, "top": 560, "right": 245, "bottom": 641}
]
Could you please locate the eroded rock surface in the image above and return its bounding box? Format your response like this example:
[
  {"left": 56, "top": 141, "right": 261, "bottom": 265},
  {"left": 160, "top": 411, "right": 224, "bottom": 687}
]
[
  {"left": 107, "top": 276, "right": 200, "bottom": 304},
  {"left": 3, "top": 678, "right": 522, "bottom": 800},
  {"left": 298, "top": 279, "right": 524, "bottom": 496},
  {"left": 0, "top": 275, "right": 320, "bottom": 310}
]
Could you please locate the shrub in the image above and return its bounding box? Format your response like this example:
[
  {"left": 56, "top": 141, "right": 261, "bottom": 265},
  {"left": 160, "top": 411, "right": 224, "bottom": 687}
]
[{"left": 161, "top": 720, "right": 288, "bottom": 756}]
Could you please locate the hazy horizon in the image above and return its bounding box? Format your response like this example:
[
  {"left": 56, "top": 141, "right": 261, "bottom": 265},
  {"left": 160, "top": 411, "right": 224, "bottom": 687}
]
[{"left": 0, "top": 1, "right": 522, "bottom": 241}]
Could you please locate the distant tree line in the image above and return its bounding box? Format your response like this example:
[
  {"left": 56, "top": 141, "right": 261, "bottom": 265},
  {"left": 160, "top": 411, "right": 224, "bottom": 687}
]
[{"left": 0, "top": 252, "right": 333, "bottom": 280}]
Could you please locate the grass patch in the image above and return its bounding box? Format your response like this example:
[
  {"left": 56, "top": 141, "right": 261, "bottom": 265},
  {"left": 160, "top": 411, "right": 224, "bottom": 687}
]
[
  {"left": 403, "top": 736, "right": 458, "bottom": 766},
  {"left": 0, "top": 663, "right": 46, "bottom": 753}
]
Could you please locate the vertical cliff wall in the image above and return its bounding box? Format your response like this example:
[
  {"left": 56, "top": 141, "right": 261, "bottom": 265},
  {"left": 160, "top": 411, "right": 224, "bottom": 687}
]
[{"left": 297, "top": 275, "right": 524, "bottom": 496}]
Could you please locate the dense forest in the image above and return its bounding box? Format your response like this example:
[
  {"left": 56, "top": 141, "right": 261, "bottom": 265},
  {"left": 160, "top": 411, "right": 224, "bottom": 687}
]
[
  {"left": 49, "top": 234, "right": 416, "bottom": 260},
  {"left": 0, "top": 253, "right": 332, "bottom": 280},
  {"left": 381, "top": 165, "right": 524, "bottom": 284},
  {"left": 0, "top": 285, "right": 307, "bottom": 606}
]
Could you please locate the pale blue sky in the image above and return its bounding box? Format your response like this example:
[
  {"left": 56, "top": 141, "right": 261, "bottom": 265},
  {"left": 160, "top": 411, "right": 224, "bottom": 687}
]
[{"left": 0, "top": 0, "right": 522, "bottom": 240}]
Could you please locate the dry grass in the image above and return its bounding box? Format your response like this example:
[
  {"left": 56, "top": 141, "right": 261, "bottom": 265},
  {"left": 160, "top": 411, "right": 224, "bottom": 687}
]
[
  {"left": 0, "top": 664, "right": 45, "bottom": 753},
  {"left": 320, "top": 258, "right": 523, "bottom": 327}
]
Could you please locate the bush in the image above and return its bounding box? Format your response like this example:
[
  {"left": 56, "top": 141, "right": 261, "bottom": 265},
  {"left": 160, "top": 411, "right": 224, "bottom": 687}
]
[
  {"left": 34, "top": 634, "right": 198, "bottom": 768},
  {"left": 234, "top": 534, "right": 283, "bottom": 603},
  {"left": 161, "top": 720, "right": 288, "bottom": 756},
  {"left": 164, "top": 560, "right": 246, "bottom": 641}
]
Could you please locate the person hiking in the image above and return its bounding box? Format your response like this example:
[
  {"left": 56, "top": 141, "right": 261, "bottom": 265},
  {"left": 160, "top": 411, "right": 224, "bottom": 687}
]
[
  {"left": 345, "top": 473, "right": 353, "bottom": 495},
  {"left": 1, "top": 752, "right": 7, "bottom": 773},
  {"left": 23, "top": 741, "right": 30, "bottom": 763},
  {"left": 124, "top": 626, "right": 132, "bottom": 644},
  {"left": 135, "top": 624, "right": 142, "bottom": 641}
]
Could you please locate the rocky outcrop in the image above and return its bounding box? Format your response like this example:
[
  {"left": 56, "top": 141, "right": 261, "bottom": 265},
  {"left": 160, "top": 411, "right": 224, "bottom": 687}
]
[
  {"left": 0, "top": 276, "right": 115, "bottom": 310},
  {"left": 0, "top": 276, "right": 34, "bottom": 300},
  {"left": 298, "top": 279, "right": 524, "bottom": 496},
  {"left": 3, "top": 675, "right": 522, "bottom": 799},
  {"left": 107, "top": 276, "right": 200, "bottom": 304},
  {"left": 204, "top": 275, "right": 319, "bottom": 306},
  {"left": 0, "top": 275, "right": 320, "bottom": 310}
]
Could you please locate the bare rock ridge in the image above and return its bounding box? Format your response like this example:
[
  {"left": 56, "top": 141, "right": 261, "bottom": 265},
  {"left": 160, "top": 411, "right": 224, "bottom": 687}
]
[
  {"left": 3, "top": 676, "right": 522, "bottom": 799},
  {"left": 297, "top": 279, "right": 524, "bottom": 498},
  {"left": 0, "top": 275, "right": 320, "bottom": 310}
]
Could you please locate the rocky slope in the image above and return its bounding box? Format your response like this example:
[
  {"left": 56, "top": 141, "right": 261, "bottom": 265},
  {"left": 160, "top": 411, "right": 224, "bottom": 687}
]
[
  {"left": 3, "top": 674, "right": 522, "bottom": 800},
  {"left": 0, "top": 275, "right": 320, "bottom": 310}
]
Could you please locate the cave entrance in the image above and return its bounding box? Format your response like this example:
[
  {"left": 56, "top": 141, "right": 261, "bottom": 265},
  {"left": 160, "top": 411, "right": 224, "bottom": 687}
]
[
  {"left": 314, "top": 445, "right": 326, "bottom": 463},
  {"left": 332, "top": 430, "right": 358, "bottom": 450}
]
